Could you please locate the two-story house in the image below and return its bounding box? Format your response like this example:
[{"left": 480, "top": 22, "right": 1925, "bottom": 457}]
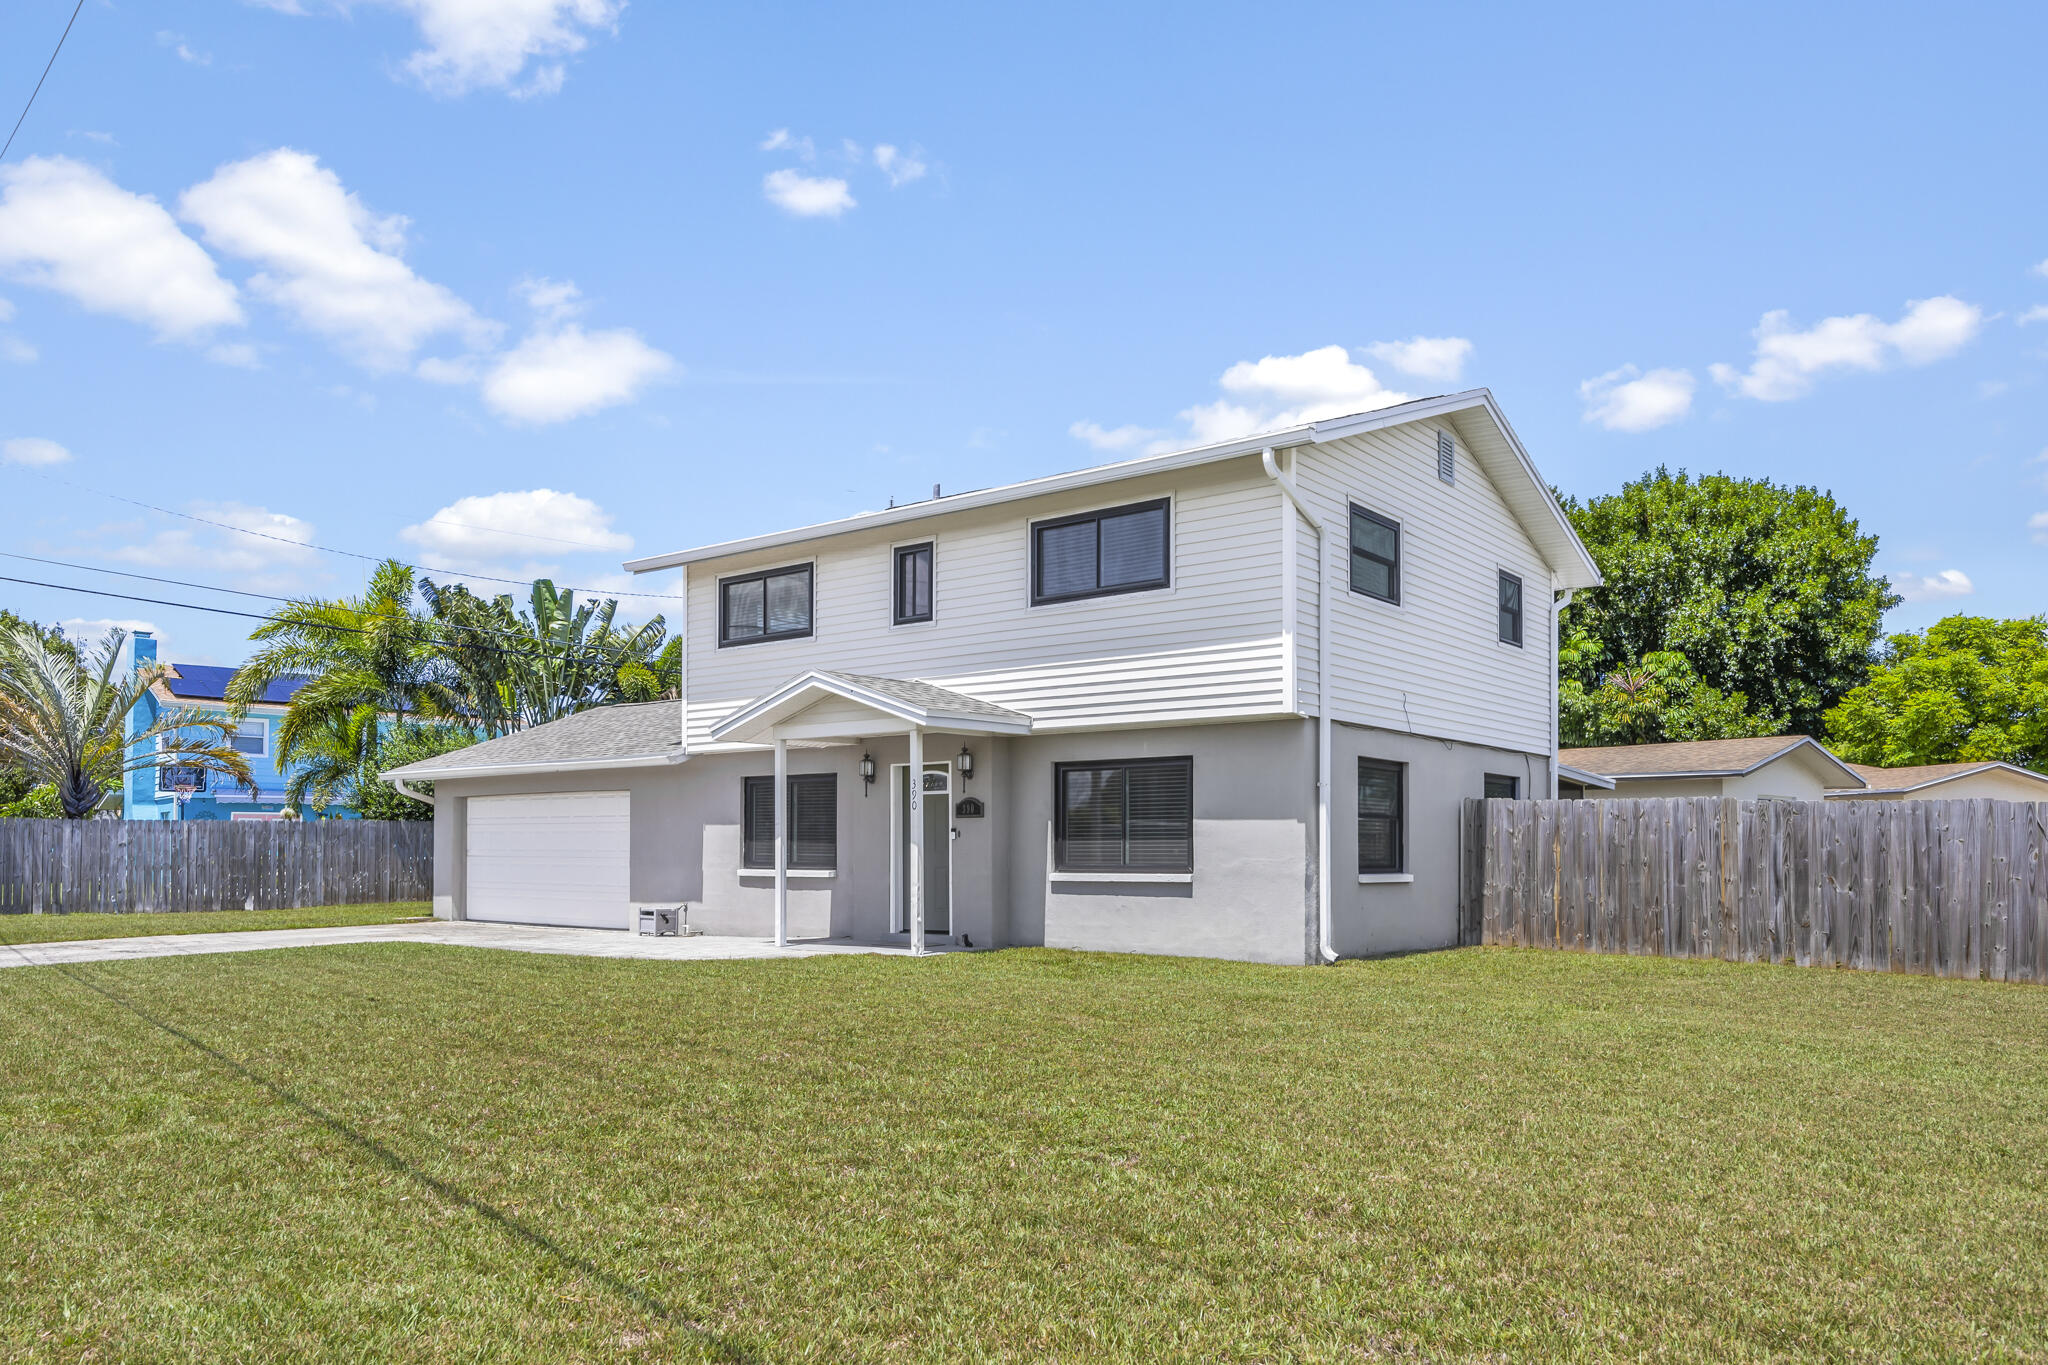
[
  {"left": 121, "top": 631, "right": 351, "bottom": 821},
  {"left": 385, "top": 390, "right": 1601, "bottom": 964}
]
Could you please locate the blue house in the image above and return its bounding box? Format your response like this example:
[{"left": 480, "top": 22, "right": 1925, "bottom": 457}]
[{"left": 121, "top": 631, "right": 354, "bottom": 821}]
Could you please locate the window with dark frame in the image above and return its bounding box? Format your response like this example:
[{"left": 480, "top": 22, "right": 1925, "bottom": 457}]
[
  {"left": 1349, "top": 505, "right": 1400, "bottom": 603},
  {"left": 1484, "top": 773, "right": 1519, "bottom": 800},
  {"left": 1031, "top": 498, "right": 1170, "bottom": 605},
  {"left": 719, "top": 563, "right": 813, "bottom": 646},
  {"left": 1357, "top": 758, "right": 1404, "bottom": 874},
  {"left": 1053, "top": 756, "right": 1193, "bottom": 873},
  {"left": 1497, "top": 570, "right": 1523, "bottom": 646},
  {"left": 893, "top": 542, "right": 933, "bottom": 624},
  {"left": 742, "top": 773, "right": 838, "bottom": 870}
]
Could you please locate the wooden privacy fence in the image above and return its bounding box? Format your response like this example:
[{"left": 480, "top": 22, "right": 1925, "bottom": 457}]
[
  {"left": 1460, "top": 797, "right": 2048, "bottom": 983},
  {"left": 0, "top": 819, "right": 434, "bottom": 915}
]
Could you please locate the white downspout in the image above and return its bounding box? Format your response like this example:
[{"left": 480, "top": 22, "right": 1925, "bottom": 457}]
[
  {"left": 391, "top": 777, "right": 433, "bottom": 807},
  {"left": 1262, "top": 447, "right": 1337, "bottom": 963},
  {"left": 1550, "top": 588, "right": 1577, "bottom": 798}
]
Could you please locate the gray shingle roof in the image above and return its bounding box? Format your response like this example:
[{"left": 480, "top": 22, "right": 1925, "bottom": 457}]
[
  {"left": 1846, "top": 761, "right": 2048, "bottom": 793},
  {"left": 817, "top": 671, "right": 1032, "bottom": 723},
  {"left": 382, "top": 701, "right": 682, "bottom": 778}
]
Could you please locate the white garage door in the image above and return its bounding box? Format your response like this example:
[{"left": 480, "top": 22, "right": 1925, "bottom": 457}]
[{"left": 466, "top": 792, "right": 631, "bottom": 929}]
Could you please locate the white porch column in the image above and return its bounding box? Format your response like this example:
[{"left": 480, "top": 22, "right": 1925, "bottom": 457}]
[
  {"left": 907, "top": 725, "right": 926, "bottom": 956},
  {"left": 772, "top": 734, "right": 788, "bottom": 949}
]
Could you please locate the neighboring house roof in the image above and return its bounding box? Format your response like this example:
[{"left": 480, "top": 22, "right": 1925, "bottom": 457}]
[
  {"left": 1841, "top": 761, "right": 2048, "bottom": 796},
  {"left": 158, "top": 663, "right": 305, "bottom": 706},
  {"left": 1555, "top": 763, "right": 1617, "bottom": 791},
  {"left": 624, "top": 389, "right": 1604, "bottom": 591},
  {"left": 1558, "top": 735, "right": 1867, "bottom": 789},
  {"left": 381, "top": 701, "right": 685, "bottom": 781},
  {"left": 710, "top": 670, "right": 1035, "bottom": 745}
]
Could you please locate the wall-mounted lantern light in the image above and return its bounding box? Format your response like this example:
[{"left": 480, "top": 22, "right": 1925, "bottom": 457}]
[
  {"left": 957, "top": 744, "right": 975, "bottom": 782},
  {"left": 859, "top": 751, "right": 876, "bottom": 795}
]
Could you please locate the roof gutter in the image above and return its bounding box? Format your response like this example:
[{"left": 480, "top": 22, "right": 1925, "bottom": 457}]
[
  {"left": 391, "top": 777, "right": 434, "bottom": 807},
  {"left": 377, "top": 751, "right": 689, "bottom": 783},
  {"left": 1262, "top": 446, "right": 1337, "bottom": 964}
]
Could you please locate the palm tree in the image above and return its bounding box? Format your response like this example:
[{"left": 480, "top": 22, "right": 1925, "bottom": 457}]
[
  {"left": 422, "top": 577, "right": 670, "bottom": 736},
  {"left": 227, "top": 560, "right": 466, "bottom": 791},
  {"left": 0, "top": 625, "right": 252, "bottom": 819}
]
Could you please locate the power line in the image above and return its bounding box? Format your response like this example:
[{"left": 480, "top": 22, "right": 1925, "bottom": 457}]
[
  {"left": 2, "top": 0, "right": 87, "bottom": 163},
  {"left": 0, "top": 572, "right": 661, "bottom": 669},
  {"left": 0, "top": 549, "right": 660, "bottom": 656},
  {"left": 4, "top": 465, "right": 689, "bottom": 601}
]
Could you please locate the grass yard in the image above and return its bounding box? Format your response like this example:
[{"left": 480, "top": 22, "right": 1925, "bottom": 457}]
[
  {"left": 0, "top": 901, "right": 429, "bottom": 944},
  {"left": 3, "top": 945, "right": 2045, "bottom": 1363}
]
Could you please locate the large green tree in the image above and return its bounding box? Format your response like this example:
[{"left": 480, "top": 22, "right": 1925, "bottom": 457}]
[
  {"left": 1560, "top": 468, "right": 1897, "bottom": 739},
  {"left": 421, "top": 578, "right": 672, "bottom": 736},
  {"left": 227, "top": 560, "right": 466, "bottom": 791},
  {"left": 1824, "top": 616, "right": 2048, "bottom": 768},
  {"left": 0, "top": 611, "right": 76, "bottom": 806}
]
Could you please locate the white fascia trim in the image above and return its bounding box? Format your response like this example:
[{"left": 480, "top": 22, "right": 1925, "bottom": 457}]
[
  {"left": 377, "top": 752, "right": 688, "bottom": 783},
  {"left": 1047, "top": 870, "right": 1194, "bottom": 884},
  {"left": 1555, "top": 764, "right": 1618, "bottom": 791},
  {"left": 709, "top": 670, "right": 1033, "bottom": 743}
]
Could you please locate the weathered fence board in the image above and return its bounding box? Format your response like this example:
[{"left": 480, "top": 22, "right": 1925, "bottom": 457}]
[
  {"left": 0, "top": 819, "right": 432, "bottom": 915},
  {"left": 1466, "top": 797, "right": 2048, "bottom": 984}
]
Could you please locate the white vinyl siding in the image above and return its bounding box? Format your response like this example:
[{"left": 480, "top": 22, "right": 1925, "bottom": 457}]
[
  {"left": 685, "top": 459, "right": 1288, "bottom": 748},
  {"left": 1294, "top": 419, "right": 1555, "bottom": 754}
]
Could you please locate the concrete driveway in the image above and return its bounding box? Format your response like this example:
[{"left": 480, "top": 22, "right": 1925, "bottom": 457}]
[{"left": 0, "top": 920, "right": 947, "bottom": 970}]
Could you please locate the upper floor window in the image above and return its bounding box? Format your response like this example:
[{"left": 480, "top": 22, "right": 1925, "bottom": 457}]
[
  {"left": 893, "top": 542, "right": 933, "bottom": 624},
  {"left": 743, "top": 773, "right": 838, "bottom": 870},
  {"left": 1349, "top": 505, "right": 1400, "bottom": 604},
  {"left": 1054, "top": 756, "right": 1193, "bottom": 873},
  {"left": 1497, "top": 571, "right": 1523, "bottom": 646},
  {"left": 230, "top": 720, "right": 267, "bottom": 756},
  {"left": 720, "top": 563, "right": 813, "bottom": 647},
  {"left": 1031, "top": 498, "right": 1170, "bottom": 605}
]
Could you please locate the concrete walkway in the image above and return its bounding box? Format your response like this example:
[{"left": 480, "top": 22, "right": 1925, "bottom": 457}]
[{"left": 0, "top": 920, "right": 951, "bottom": 970}]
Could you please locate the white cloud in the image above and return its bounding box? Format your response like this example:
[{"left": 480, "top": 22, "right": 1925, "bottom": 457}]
[
  {"left": 206, "top": 341, "right": 262, "bottom": 369},
  {"left": 61, "top": 618, "right": 163, "bottom": 652},
  {"left": 1068, "top": 420, "right": 1165, "bottom": 453},
  {"left": 0, "top": 156, "right": 242, "bottom": 340},
  {"left": 873, "top": 144, "right": 927, "bottom": 188},
  {"left": 2020, "top": 304, "right": 2048, "bottom": 325},
  {"left": 104, "top": 502, "right": 319, "bottom": 587},
  {"left": 0, "top": 297, "right": 10, "bottom": 322},
  {"left": 2, "top": 436, "right": 71, "bottom": 466},
  {"left": 2029, "top": 511, "right": 2048, "bottom": 547},
  {"left": 2034, "top": 258, "right": 2048, "bottom": 279},
  {"left": 157, "top": 31, "right": 212, "bottom": 65},
  {"left": 1893, "top": 568, "right": 1974, "bottom": 602},
  {"left": 763, "top": 168, "right": 855, "bottom": 218},
  {"left": 1365, "top": 335, "right": 1473, "bottom": 384},
  {"left": 760, "top": 129, "right": 815, "bottom": 159},
  {"left": 1709, "top": 296, "right": 1983, "bottom": 401},
  {"left": 180, "top": 148, "right": 487, "bottom": 369},
  {"left": 263, "top": 0, "right": 621, "bottom": 96},
  {"left": 0, "top": 336, "right": 33, "bottom": 364},
  {"left": 1181, "top": 345, "right": 1411, "bottom": 443},
  {"left": 399, "top": 488, "right": 632, "bottom": 567},
  {"left": 1579, "top": 365, "right": 1696, "bottom": 432},
  {"left": 481, "top": 324, "right": 673, "bottom": 423}
]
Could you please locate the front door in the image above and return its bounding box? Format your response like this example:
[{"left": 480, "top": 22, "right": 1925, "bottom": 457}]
[{"left": 896, "top": 763, "right": 951, "bottom": 934}]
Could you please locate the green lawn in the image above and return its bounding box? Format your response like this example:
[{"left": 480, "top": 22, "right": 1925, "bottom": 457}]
[
  {"left": 3, "top": 946, "right": 2044, "bottom": 1363},
  {"left": 0, "top": 901, "right": 429, "bottom": 944}
]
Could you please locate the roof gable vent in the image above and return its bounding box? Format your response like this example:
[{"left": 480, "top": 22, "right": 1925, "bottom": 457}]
[{"left": 1436, "top": 430, "right": 1456, "bottom": 485}]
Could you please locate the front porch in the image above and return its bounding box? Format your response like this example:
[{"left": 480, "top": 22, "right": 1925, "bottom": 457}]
[{"left": 709, "top": 670, "right": 1034, "bottom": 954}]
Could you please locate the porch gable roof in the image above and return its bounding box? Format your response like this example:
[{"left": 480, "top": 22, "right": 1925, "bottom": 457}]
[{"left": 709, "top": 670, "right": 1034, "bottom": 745}]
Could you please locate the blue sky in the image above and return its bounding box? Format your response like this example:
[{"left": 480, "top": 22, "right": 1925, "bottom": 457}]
[{"left": 0, "top": 0, "right": 2043, "bottom": 665}]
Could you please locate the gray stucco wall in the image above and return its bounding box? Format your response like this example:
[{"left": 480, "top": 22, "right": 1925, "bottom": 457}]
[
  {"left": 1003, "top": 719, "right": 1316, "bottom": 966},
  {"left": 426, "top": 714, "right": 1538, "bottom": 965},
  {"left": 1330, "top": 721, "right": 1548, "bottom": 957}
]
